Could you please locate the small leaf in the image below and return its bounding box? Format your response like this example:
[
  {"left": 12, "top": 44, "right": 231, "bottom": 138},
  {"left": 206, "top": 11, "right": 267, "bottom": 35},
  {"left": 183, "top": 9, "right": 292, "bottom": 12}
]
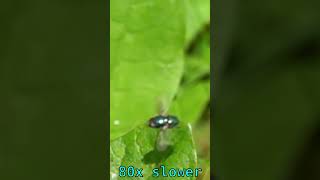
[
  {"left": 110, "top": 124, "right": 198, "bottom": 179},
  {"left": 185, "top": 30, "right": 210, "bottom": 84},
  {"left": 170, "top": 30, "right": 210, "bottom": 124},
  {"left": 170, "top": 81, "right": 210, "bottom": 124}
]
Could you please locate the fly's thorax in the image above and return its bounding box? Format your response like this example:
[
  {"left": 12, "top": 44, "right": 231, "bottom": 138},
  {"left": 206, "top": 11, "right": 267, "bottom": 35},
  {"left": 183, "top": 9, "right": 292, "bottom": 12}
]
[{"left": 148, "top": 115, "right": 167, "bottom": 128}]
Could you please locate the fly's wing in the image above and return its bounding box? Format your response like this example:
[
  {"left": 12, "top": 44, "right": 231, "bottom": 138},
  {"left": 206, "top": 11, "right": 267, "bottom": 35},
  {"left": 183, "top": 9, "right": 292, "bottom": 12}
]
[
  {"left": 156, "top": 129, "right": 171, "bottom": 152},
  {"left": 156, "top": 97, "right": 170, "bottom": 115}
]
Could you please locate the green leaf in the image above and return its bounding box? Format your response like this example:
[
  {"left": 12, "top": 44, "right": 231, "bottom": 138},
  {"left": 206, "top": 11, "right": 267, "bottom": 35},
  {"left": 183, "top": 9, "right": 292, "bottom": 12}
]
[
  {"left": 184, "top": 57, "right": 209, "bottom": 84},
  {"left": 170, "top": 81, "right": 210, "bottom": 124},
  {"left": 110, "top": 0, "right": 186, "bottom": 140},
  {"left": 185, "top": 30, "right": 210, "bottom": 84},
  {"left": 185, "top": 0, "right": 210, "bottom": 45},
  {"left": 169, "top": 30, "right": 210, "bottom": 124},
  {"left": 110, "top": 124, "right": 198, "bottom": 179}
]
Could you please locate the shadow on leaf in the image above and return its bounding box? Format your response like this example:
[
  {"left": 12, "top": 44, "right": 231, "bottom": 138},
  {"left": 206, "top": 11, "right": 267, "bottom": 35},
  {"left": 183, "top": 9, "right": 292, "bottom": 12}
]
[{"left": 142, "top": 146, "right": 174, "bottom": 164}]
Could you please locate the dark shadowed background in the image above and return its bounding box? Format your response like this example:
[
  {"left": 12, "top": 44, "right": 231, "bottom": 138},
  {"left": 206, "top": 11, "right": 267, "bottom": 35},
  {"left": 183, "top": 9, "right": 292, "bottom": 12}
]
[
  {"left": 213, "top": 0, "right": 320, "bottom": 180},
  {"left": 0, "top": 1, "right": 108, "bottom": 180}
]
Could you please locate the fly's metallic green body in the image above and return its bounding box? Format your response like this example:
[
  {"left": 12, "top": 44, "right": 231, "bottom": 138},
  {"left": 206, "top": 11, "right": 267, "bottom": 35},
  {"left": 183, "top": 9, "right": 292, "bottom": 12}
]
[
  {"left": 148, "top": 115, "right": 179, "bottom": 129},
  {"left": 149, "top": 99, "right": 179, "bottom": 151}
]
